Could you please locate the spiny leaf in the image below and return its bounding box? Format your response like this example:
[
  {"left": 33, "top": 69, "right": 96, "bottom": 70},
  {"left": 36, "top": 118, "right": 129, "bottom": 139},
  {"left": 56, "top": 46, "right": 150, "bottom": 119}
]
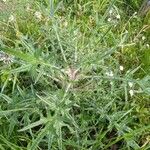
[
  {"left": 18, "top": 118, "right": 48, "bottom": 132},
  {"left": 0, "top": 108, "right": 31, "bottom": 117},
  {"left": 3, "top": 48, "right": 37, "bottom": 64},
  {"left": 9, "top": 64, "right": 32, "bottom": 74}
]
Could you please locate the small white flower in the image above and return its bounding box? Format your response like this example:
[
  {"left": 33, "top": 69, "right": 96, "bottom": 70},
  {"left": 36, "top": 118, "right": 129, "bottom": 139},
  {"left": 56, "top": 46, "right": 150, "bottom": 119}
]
[
  {"left": 109, "top": 71, "right": 114, "bottom": 77},
  {"left": 2, "top": 0, "right": 7, "bottom": 2},
  {"left": 133, "top": 12, "right": 137, "bottom": 18},
  {"left": 119, "top": 65, "right": 124, "bottom": 71},
  {"left": 142, "top": 36, "right": 146, "bottom": 41},
  {"left": 128, "top": 82, "right": 133, "bottom": 88},
  {"left": 105, "top": 72, "right": 109, "bottom": 76},
  {"left": 73, "top": 30, "right": 78, "bottom": 36},
  {"left": 129, "top": 90, "right": 134, "bottom": 97},
  {"left": 110, "top": 81, "right": 113, "bottom": 85},
  {"left": 26, "top": 4, "right": 31, "bottom": 12},
  {"left": 107, "top": 18, "right": 111, "bottom": 22},
  {"left": 116, "top": 14, "right": 120, "bottom": 19},
  {"left": 63, "top": 21, "right": 68, "bottom": 27},
  {"left": 34, "top": 11, "right": 42, "bottom": 20},
  {"left": 146, "top": 44, "right": 149, "bottom": 48},
  {"left": 106, "top": 71, "right": 113, "bottom": 77},
  {"left": 8, "top": 15, "right": 15, "bottom": 22},
  {"left": 109, "top": 9, "right": 113, "bottom": 14}
]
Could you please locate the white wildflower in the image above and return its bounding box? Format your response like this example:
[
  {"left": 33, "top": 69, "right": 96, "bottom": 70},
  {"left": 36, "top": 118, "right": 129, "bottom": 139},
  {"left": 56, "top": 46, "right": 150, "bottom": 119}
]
[
  {"left": 2, "top": 0, "right": 7, "bottom": 2},
  {"left": 107, "top": 18, "right": 111, "bottom": 22},
  {"left": 26, "top": 4, "right": 31, "bottom": 12},
  {"left": 110, "top": 81, "right": 113, "bottom": 85},
  {"left": 63, "top": 21, "right": 68, "bottom": 27},
  {"left": 129, "top": 90, "right": 134, "bottom": 97},
  {"left": 8, "top": 15, "right": 15, "bottom": 22},
  {"left": 133, "top": 12, "right": 138, "bottom": 18},
  {"left": 142, "top": 36, "right": 146, "bottom": 41},
  {"left": 109, "top": 71, "right": 113, "bottom": 77},
  {"left": 146, "top": 44, "right": 149, "bottom": 48},
  {"left": 128, "top": 82, "right": 133, "bottom": 88},
  {"left": 106, "top": 71, "right": 113, "bottom": 77},
  {"left": 34, "top": 11, "right": 42, "bottom": 20},
  {"left": 109, "top": 9, "right": 113, "bottom": 14},
  {"left": 116, "top": 14, "right": 120, "bottom": 19},
  {"left": 134, "top": 12, "right": 137, "bottom": 15},
  {"left": 119, "top": 65, "right": 124, "bottom": 71}
]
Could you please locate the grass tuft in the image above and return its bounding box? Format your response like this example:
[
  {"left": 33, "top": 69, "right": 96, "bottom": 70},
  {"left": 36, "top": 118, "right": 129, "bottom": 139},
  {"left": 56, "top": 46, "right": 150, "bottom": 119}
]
[{"left": 0, "top": 0, "right": 150, "bottom": 149}]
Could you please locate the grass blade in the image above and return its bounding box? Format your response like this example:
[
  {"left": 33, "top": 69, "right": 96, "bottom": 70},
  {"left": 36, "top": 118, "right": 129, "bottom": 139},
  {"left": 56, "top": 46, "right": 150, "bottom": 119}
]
[
  {"left": 18, "top": 118, "right": 48, "bottom": 132},
  {"left": 28, "top": 123, "right": 51, "bottom": 150}
]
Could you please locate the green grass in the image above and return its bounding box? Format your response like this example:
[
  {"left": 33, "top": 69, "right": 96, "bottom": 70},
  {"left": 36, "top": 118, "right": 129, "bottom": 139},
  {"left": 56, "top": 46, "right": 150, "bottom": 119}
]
[{"left": 0, "top": 0, "right": 150, "bottom": 149}]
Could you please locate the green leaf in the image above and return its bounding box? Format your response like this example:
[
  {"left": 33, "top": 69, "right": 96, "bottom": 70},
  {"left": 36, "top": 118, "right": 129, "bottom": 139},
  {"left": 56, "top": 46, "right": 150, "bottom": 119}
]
[
  {"left": 18, "top": 118, "right": 48, "bottom": 132},
  {"left": 3, "top": 48, "right": 37, "bottom": 64},
  {"left": 0, "top": 135, "right": 23, "bottom": 150},
  {"left": 0, "top": 93, "right": 12, "bottom": 103},
  {"left": 0, "top": 108, "right": 31, "bottom": 117},
  {"left": 0, "top": 145, "right": 5, "bottom": 150},
  {"left": 9, "top": 64, "right": 32, "bottom": 74},
  {"left": 127, "top": 140, "right": 140, "bottom": 149},
  {"left": 28, "top": 123, "right": 51, "bottom": 150},
  {"left": 36, "top": 94, "right": 57, "bottom": 110}
]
